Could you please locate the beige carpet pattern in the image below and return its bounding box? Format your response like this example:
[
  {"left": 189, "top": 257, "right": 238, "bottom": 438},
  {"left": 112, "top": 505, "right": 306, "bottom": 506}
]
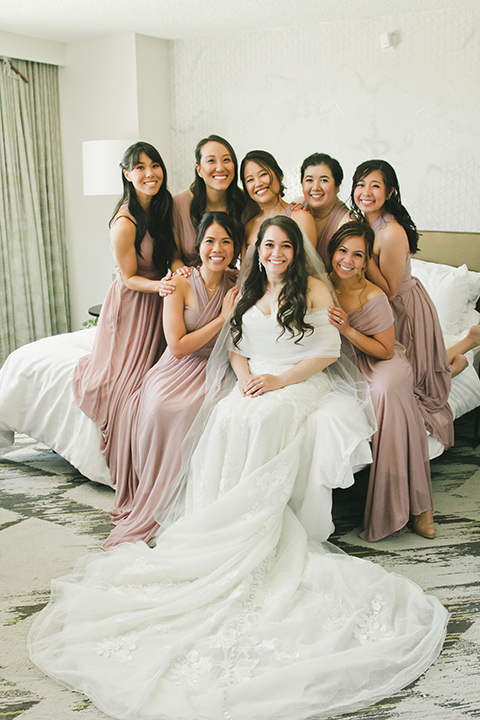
[{"left": 1, "top": 414, "right": 479, "bottom": 720}]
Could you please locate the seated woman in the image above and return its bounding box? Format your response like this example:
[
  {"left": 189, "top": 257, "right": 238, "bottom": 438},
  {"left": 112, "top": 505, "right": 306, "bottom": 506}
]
[
  {"left": 73, "top": 142, "right": 179, "bottom": 481},
  {"left": 29, "top": 217, "right": 447, "bottom": 720},
  {"left": 241, "top": 149, "right": 317, "bottom": 250},
  {"left": 296, "top": 152, "right": 351, "bottom": 264},
  {"left": 102, "top": 212, "right": 240, "bottom": 549},
  {"left": 351, "top": 159, "right": 480, "bottom": 449},
  {"left": 327, "top": 221, "right": 435, "bottom": 541}
]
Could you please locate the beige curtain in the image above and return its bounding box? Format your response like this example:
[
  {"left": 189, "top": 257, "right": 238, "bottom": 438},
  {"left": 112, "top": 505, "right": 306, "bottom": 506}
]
[{"left": 0, "top": 58, "right": 70, "bottom": 365}]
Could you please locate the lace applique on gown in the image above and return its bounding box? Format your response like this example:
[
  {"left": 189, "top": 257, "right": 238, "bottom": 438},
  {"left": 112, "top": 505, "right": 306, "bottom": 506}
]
[{"left": 29, "top": 306, "right": 448, "bottom": 720}]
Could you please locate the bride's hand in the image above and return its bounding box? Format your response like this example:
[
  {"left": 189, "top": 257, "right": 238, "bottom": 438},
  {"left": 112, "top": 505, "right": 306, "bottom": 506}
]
[{"left": 244, "top": 373, "right": 281, "bottom": 397}]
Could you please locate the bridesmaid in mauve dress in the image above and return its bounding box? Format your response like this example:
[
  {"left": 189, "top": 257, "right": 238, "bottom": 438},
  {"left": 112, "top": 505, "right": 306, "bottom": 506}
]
[
  {"left": 172, "top": 134, "right": 252, "bottom": 265},
  {"left": 350, "top": 159, "right": 456, "bottom": 450},
  {"left": 327, "top": 221, "right": 435, "bottom": 540},
  {"left": 73, "top": 142, "right": 178, "bottom": 483},
  {"left": 102, "top": 212, "right": 240, "bottom": 549},
  {"left": 241, "top": 149, "right": 317, "bottom": 252},
  {"left": 296, "top": 152, "right": 351, "bottom": 265}
]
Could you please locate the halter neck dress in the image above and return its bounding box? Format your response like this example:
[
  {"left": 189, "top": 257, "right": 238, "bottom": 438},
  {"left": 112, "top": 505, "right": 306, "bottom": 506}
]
[
  {"left": 73, "top": 208, "right": 166, "bottom": 479},
  {"left": 371, "top": 212, "right": 453, "bottom": 448}
]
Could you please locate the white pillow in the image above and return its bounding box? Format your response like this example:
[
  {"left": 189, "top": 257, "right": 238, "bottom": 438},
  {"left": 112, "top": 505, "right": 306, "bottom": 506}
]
[
  {"left": 410, "top": 258, "right": 475, "bottom": 335},
  {"left": 466, "top": 268, "right": 480, "bottom": 305}
]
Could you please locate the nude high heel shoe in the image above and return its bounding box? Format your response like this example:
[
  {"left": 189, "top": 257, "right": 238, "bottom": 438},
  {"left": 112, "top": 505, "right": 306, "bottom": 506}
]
[{"left": 412, "top": 510, "right": 436, "bottom": 539}]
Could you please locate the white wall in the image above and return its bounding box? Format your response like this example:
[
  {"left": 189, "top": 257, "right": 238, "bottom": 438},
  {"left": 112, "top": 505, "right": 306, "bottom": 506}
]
[
  {"left": 1, "top": 30, "right": 172, "bottom": 330},
  {"left": 169, "top": 7, "right": 480, "bottom": 234},
  {"left": 0, "top": 29, "right": 65, "bottom": 65},
  {"left": 58, "top": 33, "right": 171, "bottom": 329},
  {"left": 135, "top": 34, "right": 172, "bottom": 171},
  {"left": 3, "top": 10, "right": 479, "bottom": 330}
]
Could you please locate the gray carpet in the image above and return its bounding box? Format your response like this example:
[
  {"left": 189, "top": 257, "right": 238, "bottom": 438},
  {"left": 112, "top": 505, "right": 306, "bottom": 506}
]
[{"left": 1, "top": 415, "right": 479, "bottom": 720}]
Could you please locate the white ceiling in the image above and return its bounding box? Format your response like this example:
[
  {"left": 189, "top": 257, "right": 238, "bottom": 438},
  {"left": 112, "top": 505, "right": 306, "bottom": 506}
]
[{"left": 0, "top": 0, "right": 475, "bottom": 44}]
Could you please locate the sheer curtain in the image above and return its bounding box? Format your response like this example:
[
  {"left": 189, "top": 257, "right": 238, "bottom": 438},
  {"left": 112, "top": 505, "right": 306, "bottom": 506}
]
[{"left": 0, "top": 57, "right": 70, "bottom": 365}]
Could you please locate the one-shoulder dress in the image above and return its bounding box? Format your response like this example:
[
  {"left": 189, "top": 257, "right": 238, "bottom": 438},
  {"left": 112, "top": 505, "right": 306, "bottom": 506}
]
[
  {"left": 29, "top": 307, "right": 448, "bottom": 720},
  {"left": 103, "top": 268, "right": 231, "bottom": 548},
  {"left": 73, "top": 210, "right": 165, "bottom": 479},
  {"left": 372, "top": 213, "right": 454, "bottom": 448},
  {"left": 347, "top": 293, "right": 433, "bottom": 541}
]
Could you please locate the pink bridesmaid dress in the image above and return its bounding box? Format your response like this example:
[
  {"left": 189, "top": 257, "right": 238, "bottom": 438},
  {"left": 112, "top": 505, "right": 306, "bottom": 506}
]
[
  {"left": 73, "top": 209, "right": 165, "bottom": 479},
  {"left": 102, "top": 267, "right": 231, "bottom": 548},
  {"left": 372, "top": 213, "right": 453, "bottom": 449},
  {"left": 347, "top": 293, "right": 433, "bottom": 541}
]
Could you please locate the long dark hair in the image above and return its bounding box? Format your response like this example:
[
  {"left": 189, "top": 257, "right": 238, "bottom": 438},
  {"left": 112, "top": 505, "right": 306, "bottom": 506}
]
[
  {"left": 300, "top": 152, "right": 344, "bottom": 187},
  {"left": 327, "top": 221, "right": 375, "bottom": 272},
  {"left": 189, "top": 135, "right": 246, "bottom": 229},
  {"left": 240, "top": 149, "right": 286, "bottom": 200},
  {"left": 193, "top": 211, "right": 243, "bottom": 266},
  {"left": 110, "top": 141, "right": 175, "bottom": 274},
  {"left": 350, "top": 159, "right": 419, "bottom": 254},
  {"left": 231, "top": 216, "right": 314, "bottom": 347}
]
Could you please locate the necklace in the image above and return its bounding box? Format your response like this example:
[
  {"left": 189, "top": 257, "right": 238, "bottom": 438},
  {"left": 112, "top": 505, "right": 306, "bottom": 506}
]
[{"left": 201, "top": 274, "right": 221, "bottom": 293}]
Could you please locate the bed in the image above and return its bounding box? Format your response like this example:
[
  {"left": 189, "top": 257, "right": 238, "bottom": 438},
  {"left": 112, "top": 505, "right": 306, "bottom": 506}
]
[{"left": 0, "top": 231, "right": 479, "bottom": 485}]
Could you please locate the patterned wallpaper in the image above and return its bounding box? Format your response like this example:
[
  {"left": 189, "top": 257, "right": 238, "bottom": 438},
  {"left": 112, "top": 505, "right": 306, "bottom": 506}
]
[{"left": 169, "top": 7, "right": 480, "bottom": 233}]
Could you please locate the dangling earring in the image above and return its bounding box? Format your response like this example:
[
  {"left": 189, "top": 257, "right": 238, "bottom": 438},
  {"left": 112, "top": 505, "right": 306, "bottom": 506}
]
[{"left": 258, "top": 256, "right": 263, "bottom": 272}]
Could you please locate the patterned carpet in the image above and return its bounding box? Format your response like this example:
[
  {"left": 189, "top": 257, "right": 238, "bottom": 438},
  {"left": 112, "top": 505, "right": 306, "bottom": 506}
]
[{"left": 0, "top": 414, "right": 479, "bottom": 720}]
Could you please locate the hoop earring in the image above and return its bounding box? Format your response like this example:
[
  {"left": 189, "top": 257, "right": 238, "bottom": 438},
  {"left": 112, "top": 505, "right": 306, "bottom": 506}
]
[{"left": 258, "top": 256, "right": 263, "bottom": 272}]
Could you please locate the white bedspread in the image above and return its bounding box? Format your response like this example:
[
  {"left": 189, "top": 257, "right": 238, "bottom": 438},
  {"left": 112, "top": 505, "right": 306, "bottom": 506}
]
[
  {"left": 0, "top": 328, "right": 111, "bottom": 486},
  {"left": 0, "top": 325, "right": 479, "bottom": 483}
]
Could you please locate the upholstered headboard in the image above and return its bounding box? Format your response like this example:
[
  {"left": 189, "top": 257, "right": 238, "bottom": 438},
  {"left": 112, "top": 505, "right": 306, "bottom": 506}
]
[{"left": 417, "top": 231, "right": 480, "bottom": 272}]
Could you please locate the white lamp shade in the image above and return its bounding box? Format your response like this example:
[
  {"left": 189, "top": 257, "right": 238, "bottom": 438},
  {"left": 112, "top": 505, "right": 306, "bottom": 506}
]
[{"left": 82, "top": 139, "right": 134, "bottom": 195}]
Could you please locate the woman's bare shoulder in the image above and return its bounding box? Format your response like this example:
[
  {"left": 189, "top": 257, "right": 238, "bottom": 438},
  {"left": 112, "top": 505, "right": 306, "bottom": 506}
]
[
  {"left": 364, "top": 279, "right": 385, "bottom": 301},
  {"left": 307, "top": 276, "right": 333, "bottom": 307}
]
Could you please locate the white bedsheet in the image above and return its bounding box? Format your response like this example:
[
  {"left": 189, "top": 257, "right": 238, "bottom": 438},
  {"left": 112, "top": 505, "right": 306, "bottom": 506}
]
[
  {"left": 427, "top": 335, "right": 480, "bottom": 459},
  {"left": 0, "top": 328, "right": 111, "bottom": 486},
  {"left": 0, "top": 325, "right": 479, "bottom": 483}
]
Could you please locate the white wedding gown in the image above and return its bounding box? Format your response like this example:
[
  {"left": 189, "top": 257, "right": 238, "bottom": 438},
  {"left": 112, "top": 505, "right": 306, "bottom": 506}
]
[{"left": 28, "top": 307, "right": 448, "bottom": 720}]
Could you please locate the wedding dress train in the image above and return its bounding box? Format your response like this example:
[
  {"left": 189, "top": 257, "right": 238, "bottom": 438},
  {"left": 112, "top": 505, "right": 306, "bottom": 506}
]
[{"left": 28, "top": 307, "right": 448, "bottom": 720}]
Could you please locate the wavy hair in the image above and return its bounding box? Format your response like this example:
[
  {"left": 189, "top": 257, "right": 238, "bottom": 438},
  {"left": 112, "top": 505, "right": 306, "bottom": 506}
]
[
  {"left": 300, "top": 152, "right": 344, "bottom": 187},
  {"left": 350, "top": 159, "right": 419, "bottom": 254},
  {"left": 189, "top": 135, "right": 246, "bottom": 229},
  {"left": 231, "top": 216, "right": 314, "bottom": 348},
  {"left": 110, "top": 141, "right": 175, "bottom": 275},
  {"left": 192, "top": 211, "right": 243, "bottom": 266}
]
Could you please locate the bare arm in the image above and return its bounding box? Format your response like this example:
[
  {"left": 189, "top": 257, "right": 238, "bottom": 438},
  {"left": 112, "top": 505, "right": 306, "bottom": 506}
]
[
  {"left": 236, "top": 277, "right": 339, "bottom": 397},
  {"left": 328, "top": 304, "right": 395, "bottom": 360},
  {"left": 291, "top": 208, "right": 317, "bottom": 248},
  {"left": 110, "top": 217, "right": 168, "bottom": 293},
  {"left": 230, "top": 352, "right": 253, "bottom": 395},
  {"left": 164, "top": 280, "right": 239, "bottom": 359},
  {"left": 366, "top": 223, "right": 409, "bottom": 300}
]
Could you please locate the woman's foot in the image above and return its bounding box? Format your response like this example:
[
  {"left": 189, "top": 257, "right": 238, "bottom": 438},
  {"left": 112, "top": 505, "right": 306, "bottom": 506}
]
[
  {"left": 450, "top": 353, "right": 468, "bottom": 378},
  {"left": 412, "top": 510, "right": 436, "bottom": 539}
]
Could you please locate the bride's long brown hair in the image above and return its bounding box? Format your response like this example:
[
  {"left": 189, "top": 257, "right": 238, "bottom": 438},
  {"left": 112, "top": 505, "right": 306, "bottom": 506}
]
[{"left": 231, "top": 216, "right": 314, "bottom": 347}]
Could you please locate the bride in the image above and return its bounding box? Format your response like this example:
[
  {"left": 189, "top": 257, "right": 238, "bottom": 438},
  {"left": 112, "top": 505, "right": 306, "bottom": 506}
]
[{"left": 28, "top": 216, "right": 448, "bottom": 720}]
